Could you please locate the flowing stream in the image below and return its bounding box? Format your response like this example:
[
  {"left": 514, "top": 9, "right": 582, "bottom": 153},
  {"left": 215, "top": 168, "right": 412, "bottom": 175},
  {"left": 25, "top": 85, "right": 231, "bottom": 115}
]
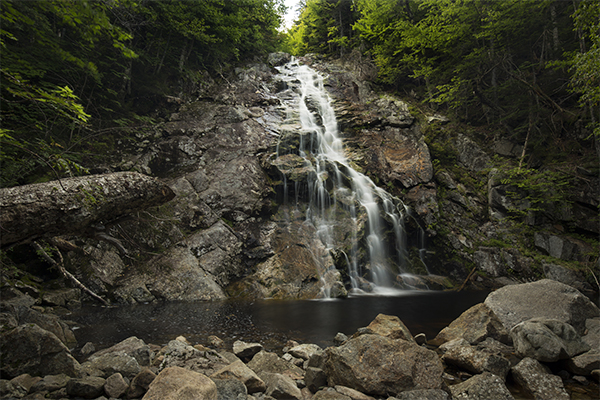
[{"left": 274, "top": 60, "right": 411, "bottom": 294}]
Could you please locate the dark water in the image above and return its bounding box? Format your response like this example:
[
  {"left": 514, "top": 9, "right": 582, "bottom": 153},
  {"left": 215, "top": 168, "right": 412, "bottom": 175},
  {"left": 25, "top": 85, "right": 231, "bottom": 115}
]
[{"left": 69, "top": 290, "right": 489, "bottom": 352}]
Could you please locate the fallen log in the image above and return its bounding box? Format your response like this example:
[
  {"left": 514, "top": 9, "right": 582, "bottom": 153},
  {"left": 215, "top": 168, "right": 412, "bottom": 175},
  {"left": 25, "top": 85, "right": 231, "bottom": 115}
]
[{"left": 0, "top": 172, "right": 175, "bottom": 247}]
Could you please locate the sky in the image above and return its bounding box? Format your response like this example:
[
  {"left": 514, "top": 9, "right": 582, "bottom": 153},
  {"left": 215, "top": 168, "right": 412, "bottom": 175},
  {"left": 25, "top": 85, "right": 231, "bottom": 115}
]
[{"left": 282, "top": 0, "right": 300, "bottom": 31}]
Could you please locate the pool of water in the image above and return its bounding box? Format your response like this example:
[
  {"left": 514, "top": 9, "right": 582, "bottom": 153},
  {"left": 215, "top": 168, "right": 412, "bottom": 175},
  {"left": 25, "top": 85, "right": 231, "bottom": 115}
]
[{"left": 69, "top": 289, "right": 489, "bottom": 351}]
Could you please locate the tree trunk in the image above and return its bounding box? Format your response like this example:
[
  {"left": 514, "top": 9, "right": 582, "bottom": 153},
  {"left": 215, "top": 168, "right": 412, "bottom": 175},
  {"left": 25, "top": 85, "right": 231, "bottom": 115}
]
[{"left": 0, "top": 172, "right": 175, "bottom": 247}]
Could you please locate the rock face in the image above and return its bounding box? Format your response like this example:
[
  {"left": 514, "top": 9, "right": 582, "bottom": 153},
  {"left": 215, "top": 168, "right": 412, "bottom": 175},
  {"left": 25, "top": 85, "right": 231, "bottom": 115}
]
[{"left": 323, "top": 334, "right": 443, "bottom": 396}]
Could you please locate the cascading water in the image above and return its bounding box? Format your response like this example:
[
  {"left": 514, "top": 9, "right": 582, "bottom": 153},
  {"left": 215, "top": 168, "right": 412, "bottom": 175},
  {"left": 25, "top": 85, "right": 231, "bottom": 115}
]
[{"left": 274, "top": 59, "right": 410, "bottom": 295}]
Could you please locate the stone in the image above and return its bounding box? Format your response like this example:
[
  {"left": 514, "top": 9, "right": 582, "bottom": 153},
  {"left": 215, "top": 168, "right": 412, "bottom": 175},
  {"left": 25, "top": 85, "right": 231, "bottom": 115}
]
[
  {"left": 431, "top": 303, "right": 510, "bottom": 346},
  {"left": 247, "top": 350, "right": 304, "bottom": 379},
  {"left": 157, "top": 339, "right": 230, "bottom": 376},
  {"left": 454, "top": 134, "right": 491, "bottom": 172},
  {"left": 126, "top": 368, "right": 156, "bottom": 399},
  {"left": 359, "top": 313, "right": 414, "bottom": 343},
  {"left": 104, "top": 373, "right": 128, "bottom": 398},
  {"left": 313, "top": 388, "right": 352, "bottom": 399},
  {"left": 41, "top": 288, "right": 81, "bottom": 307},
  {"left": 0, "top": 324, "right": 81, "bottom": 379},
  {"left": 566, "top": 348, "right": 600, "bottom": 376},
  {"left": 511, "top": 357, "right": 569, "bottom": 400},
  {"left": 333, "top": 385, "right": 375, "bottom": 400},
  {"left": 305, "top": 367, "right": 327, "bottom": 393},
  {"left": 29, "top": 374, "right": 71, "bottom": 393},
  {"left": 89, "top": 336, "right": 153, "bottom": 366},
  {"left": 414, "top": 333, "right": 427, "bottom": 345},
  {"left": 582, "top": 318, "right": 600, "bottom": 349},
  {"left": 0, "top": 379, "right": 27, "bottom": 398},
  {"left": 262, "top": 372, "right": 302, "bottom": 400},
  {"left": 448, "top": 372, "right": 514, "bottom": 400},
  {"left": 324, "top": 334, "right": 443, "bottom": 396},
  {"left": 510, "top": 318, "right": 590, "bottom": 362},
  {"left": 233, "top": 340, "right": 263, "bottom": 360},
  {"left": 211, "top": 378, "right": 248, "bottom": 400},
  {"left": 82, "top": 350, "right": 142, "bottom": 379},
  {"left": 441, "top": 343, "right": 510, "bottom": 379},
  {"left": 142, "top": 366, "right": 218, "bottom": 400},
  {"left": 210, "top": 360, "right": 266, "bottom": 393},
  {"left": 333, "top": 332, "right": 348, "bottom": 345},
  {"left": 66, "top": 376, "right": 106, "bottom": 399},
  {"left": 9, "top": 374, "right": 41, "bottom": 394},
  {"left": 81, "top": 342, "right": 95, "bottom": 356},
  {"left": 208, "top": 335, "right": 225, "bottom": 348},
  {"left": 287, "top": 343, "right": 323, "bottom": 360},
  {"left": 396, "top": 389, "right": 450, "bottom": 400},
  {"left": 484, "top": 279, "right": 599, "bottom": 335},
  {"left": 14, "top": 306, "right": 78, "bottom": 348}
]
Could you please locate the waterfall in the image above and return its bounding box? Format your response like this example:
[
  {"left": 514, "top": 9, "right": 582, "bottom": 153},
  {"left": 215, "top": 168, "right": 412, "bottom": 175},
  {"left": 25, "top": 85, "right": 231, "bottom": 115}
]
[{"left": 274, "top": 59, "right": 410, "bottom": 295}]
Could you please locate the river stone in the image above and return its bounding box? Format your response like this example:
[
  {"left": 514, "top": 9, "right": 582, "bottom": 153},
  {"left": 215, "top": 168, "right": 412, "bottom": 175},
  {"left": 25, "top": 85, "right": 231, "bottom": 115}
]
[
  {"left": 441, "top": 343, "right": 510, "bottom": 379},
  {"left": 449, "top": 371, "right": 514, "bottom": 400},
  {"left": 288, "top": 343, "right": 323, "bottom": 360},
  {"left": 0, "top": 324, "right": 81, "bottom": 379},
  {"left": 211, "top": 378, "right": 247, "bottom": 400},
  {"left": 262, "top": 372, "right": 302, "bottom": 400},
  {"left": 511, "top": 357, "right": 569, "bottom": 400},
  {"left": 82, "top": 350, "right": 141, "bottom": 379},
  {"left": 566, "top": 348, "right": 600, "bottom": 376},
  {"left": 126, "top": 368, "right": 156, "bottom": 398},
  {"left": 432, "top": 303, "right": 510, "bottom": 346},
  {"left": 247, "top": 350, "right": 305, "bottom": 379},
  {"left": 323, "top": 334, "right": 443, "bottom": 396},
  {"left": 510, "top": 318, "right": 590, "bottom": 362},
  {"left": 359, "top": 313, "right": 415, "bottom": 343},
  {"left": 89, "top": 336, "right": 153, "bottom": 366},
  {"left": 210, "top": 360, "right": 266, "bottom": 393},
  {"left": 484, "top": 279, "right": 599, "bottom": 335},
  {"left": 142, "top": 366, "right": 217, "bottom": 400},
  {"left": 232, "top": 340, "right": 263, "bottom": 360},
  {"left": 66, "top": 376, "right": 106, "bottom": 399}
]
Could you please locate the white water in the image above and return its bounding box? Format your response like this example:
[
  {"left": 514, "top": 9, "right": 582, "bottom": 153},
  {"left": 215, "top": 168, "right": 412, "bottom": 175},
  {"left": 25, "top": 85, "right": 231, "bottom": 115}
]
[{"left": 275, "top": 60, "right": 410, "bottom": 293}]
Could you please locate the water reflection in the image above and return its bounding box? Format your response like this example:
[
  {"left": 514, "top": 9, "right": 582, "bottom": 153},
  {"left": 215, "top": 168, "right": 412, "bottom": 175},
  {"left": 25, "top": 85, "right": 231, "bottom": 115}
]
[{"left": 70, "top": 290, "right": 489, "bottom": 352}]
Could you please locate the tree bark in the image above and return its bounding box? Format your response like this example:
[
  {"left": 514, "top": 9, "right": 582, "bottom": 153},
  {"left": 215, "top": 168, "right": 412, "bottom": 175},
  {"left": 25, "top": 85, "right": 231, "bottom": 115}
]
[{"left": 0, "top": 172, "right": 175, "bottom": 247}]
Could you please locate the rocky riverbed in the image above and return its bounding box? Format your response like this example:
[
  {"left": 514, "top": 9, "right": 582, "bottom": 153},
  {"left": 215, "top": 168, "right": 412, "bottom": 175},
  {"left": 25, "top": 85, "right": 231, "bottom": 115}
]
[{"left": 1, "top": 279, "right": 598, "bottom": 400}]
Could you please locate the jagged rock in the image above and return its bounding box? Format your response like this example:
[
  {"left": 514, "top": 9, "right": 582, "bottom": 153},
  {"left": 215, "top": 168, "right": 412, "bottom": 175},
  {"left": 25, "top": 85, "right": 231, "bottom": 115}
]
[
  {"left": 484, "top": 279, "right": 599, "bottom": 335},
  {"left": 246, "top": 350, "right": 304, "bottom": 379},
  {"left": 287, "top": 343, "right": 323, "bottom": 360},
  {"left": 441, "top": 342, "right": 511, "bottom": 379},
  {"left": 66, "top": 376, "right": 106, "bottom": 399},
  {"left": 104, "top": 373, "right": 128, "bottom": 399},
  {"left": 448, "top": 372, "right": 514, "bottom": 400},
  {"left": 566, "top": 348, "right": 600, "bottom": 376},
  {"left": 510, "top": 318, "right": 590, "bottom": 362},
  {"left": 157, "top": 339, "right": 230, "bottom": 376},
  {"left": 543, "top": 263, "right": 592, "bottom": 293},
  {"left": 511, "top": 357, "right": 569, "bottom": 400},
  {"left": 431, "top": 303, "right": 510, "bottom": 346},
  {"left": 142, "top": 366, "right": 218, "bottom": 400},
  {"left": 82, "top": 351, "right": 141, "bottom": 379},
  {"left": 126, "top": 368, "right": 156, "bottom": 399},
  {"left": 211, "top": 378, "right": 248, "bottom": 400},
  {"left": 453, "top": 134, "right": 491, "bottom": 172},
  {"left": 232, "top": 340, "right": 263, "bottom": 361},
  {"left": 535, "top": 232, "right": 595, "bottom": 262},
  {"left": 357, "top": 313, "right": 414, "bottom": 343},
  {"left": 305, "top": 367, "right": 327, "bottom": 393},
  {"left": 268, "top": 52, "right": 292, "bottom": 67},
  {"left": 0, "top": 324, "right": 81, "bottom": 379},
  {"left": 89, "top": 336, "right": 153, "bottom": 366},
  {"left": 210, "top": 360, "right": 266, "bottom": 394},
  {"left": 262, "top": 372, "right": 302, "bottom": 400},
  {"left": 324, "top": 334, "right": 443, "bottom": 396}
]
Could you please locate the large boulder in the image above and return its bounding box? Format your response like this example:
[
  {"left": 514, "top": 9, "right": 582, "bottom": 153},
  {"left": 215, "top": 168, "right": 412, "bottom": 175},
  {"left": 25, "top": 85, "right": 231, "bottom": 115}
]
[
  {"left": 359, "top": 313, "right": 415, "bottom": 343},
  {"left": 210, "top": 360, "right": 266, "bottom": 393},
  {"left": 81, "top": 351, "right": 142, "bottom": 379},
  {"left": 441, "top": 342, "right": 511, "bottom": 379},
  {"left": 88, "top": 336, "right": 153, "bottom": 366},
  {"left": 246, "top": 350, "right": 304, "bottom": 379},
  {"left": 510, "top": 318, "right": 590, "bottom": 362},
  {"left": 142, "top": 366, "right": 218, "bottom": 400},
  {"left": 511, "top": 357, "right": 569, "bottom": 400},
  {"left": 484, "top": 279, "right": 599, "bottom": 335},
  {"left": 157, "top": 338, "right": 230, "bottom": 376},
  {"left": 323, "top": 334, "right": 443, "bottom": 396},
  {"left": 0, "top": 324, "right": 81, "bottom": 378}
]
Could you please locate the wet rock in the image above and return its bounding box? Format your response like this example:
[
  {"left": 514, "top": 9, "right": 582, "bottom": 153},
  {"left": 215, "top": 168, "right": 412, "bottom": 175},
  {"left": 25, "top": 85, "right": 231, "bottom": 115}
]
[
  {"left": 268, "top": 52, "right": 292, "bottom": 67},
  {"left": 431, "top": 303, "right": 510, "bottom": 346},
  {"left": 510, "top": 318, "right": 590, "bottom": 362},
  {"left": 262, "top": 372, "right": 302, "bottom": 400},
  {"left": 324, "top": 334, "right": 443, "bottom": 396},
  {"left": 358, "top": 313, "right": 414, "bottom": 343},
  {"left": 126, "top": 368, "right": 156, "bottom": 399},
  {"left": 566, "top": 348, "right": 600, "bottom": 376},
  {"left": 0, "top": 324, "right": 81, "bottom": 379},
  {"left": 143, "top": 366, "right": 218, "bottom": 400},
  {"left": 511, "top": 357, "right": 569, "bottom": 400},
  {"left": 104, "top": 373, "right": 128, "bottom": 399},
  {"left": 208, "top": 335, "right": 225, "bottom": 348},
  {"left": 66, "top": 376, "right": 106, "bottom": 399},
  {"left": 211, "top": 378, "right": 248, "bottom": 400},
  {"left": 484, "top": 279, "right": 599, "bottom": 335},
  {"left": 81, "top": 351, "right": 141, "bottom": 379},
  {"left": 89, "top": 336, "right": 153, "bottom": 366},
  {"left": 448, "top": 371, "right": 514, "bottom": 400},
  {"left": 233, "top": 340, "right": 263, "bottom": 361},
  {"left": 441, "top": 342, "right": 511, "bottom": 379},
  {"left": 210, "top": 360, "right": 266, "bottom": 394}
]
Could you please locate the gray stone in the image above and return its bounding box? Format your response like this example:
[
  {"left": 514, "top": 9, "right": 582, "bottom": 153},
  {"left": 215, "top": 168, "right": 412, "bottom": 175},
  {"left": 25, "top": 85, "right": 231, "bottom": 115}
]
[
  {"left": 449, "top": 372, "right": 514, "bottom": 400},
  {"left": 305, "top": 367, "right": 327, "bottom": 393},
  {"left": 287, "top": 343, "right": 322, "bottom": 361},
  {"left": 333, "top": 385, "right": 375, "bottom": 400},
  {"left": 29, "top": 374, "right": 71, "bottom": 393},
  {"left": 211, "top": 378, "right": 248, "bottom": 400},
  {"left": 510, "top": 318, "right": 590, "bottom": 362},
  {"left": 511, "top": 357, "right": 569, "bottom": 400},
  {"left": 566, "top": 348, "right": 600, "bottom": 376},
  {"left": 582, "top": 318, "right": 600, "bottom": 349},
  {"left": 89, "top": 336, "right": 153, "bottom": 366},
  {"left": 142, "top": 366, "right": 218, "bottom": 400},
  {"left": 0, "top": 379, "right": 27, "bottom": 398},
  {"left": 9, "top": 374, "right": 41, "bottom": 395},
  {"left": 104, "top": 373, "right": 128, "bottom": 399},
  {"left": 454, "top": 134, "right": 490, "bottom": 172},
  {"left": 484, "top": 279, "right": 599, "bottom": 335},
  {"left": 82, "top": 351, "right": 141, "bottom": 379},
  {"left": 126, "top": 368, "right": 156, "bottom": 399},
  {"left": 233, "top": 340, "right": 263, "bottom": 360},
  {"left": 157, "top": 339, "right": 230, "bottom": 376},
  {"left": 210, "top": 360, "right": 266, "bottom": 394},
  {"left": 441, "top": 343, "right": 510, "bottom": 379},
  {"left": 396, "top": 389, "right": 450, "bottom": 400},
  {"left": 262, "top": 373, "right": 302, "bottom": 400},
  {"left": 66, "top": 376, "right": 106, "bottom": 399},
  {"left": 247, "top": 351, "right": 304, "bottom": 379},
  {"left": 357, "top": 313, "right": 414, "bottom": 343},
  {"left": 41, "top": 288, "right": 81, "bottom": 307},
  {"left": 312, "top": 387, "right": 352, "bottom": 399},
  {"left": 333, "top": 333, "right": 348, "bottom": 346}
]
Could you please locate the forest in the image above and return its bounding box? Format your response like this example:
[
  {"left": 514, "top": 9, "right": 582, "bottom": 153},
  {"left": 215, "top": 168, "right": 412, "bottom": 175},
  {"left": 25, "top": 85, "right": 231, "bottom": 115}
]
[{"left": 1, "top": 0, "right": 598, "bottom": 189}]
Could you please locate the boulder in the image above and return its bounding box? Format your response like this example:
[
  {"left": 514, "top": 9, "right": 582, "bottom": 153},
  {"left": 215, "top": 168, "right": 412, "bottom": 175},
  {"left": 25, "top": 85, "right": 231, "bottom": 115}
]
[
  {"left": 126, "top": 368, "right": 156, "bottom": 399},
  {"left": 29, "top": 374, "right": 71, "bottom": 393},
  {"left": 332, "top": 385, "right": 375, "bottom": 400},
  {"left": 323, "top": 334, "right": 443, "bottom": 396},
  {"left": 157, "top": 339, "right": 230, "bottom": 376},
  {"left": 510, "top": 318, "right": 590, "bottom": 362},
  {"left": 484, "top": 279, "right": 599, "bottom": 335},
  {"left": 9, "top": 374, "right": 41, "bottom": 394},
  {"left": 142, "top": 366, "right": 218, "bottom": 400},
  {"left": 232, "top": 340, "right": 263, "bottom": 361},
  {"left": 511, "top": 357, "right": 569, "bottom": 400},
  {"left": 211, "top": 378, "right": 248, "bottom": 400},
  {"left": 449, "top": 372, "right": 514, "bottom": 400},
  {"left": 210, "top": 360, "right": 266, "bottom": 393},
  {"left": 359, "top": 313, "right": 414, "bottom": 343},
  {"left": 104, "top": 373, "right": 128, "bottom": 398},
  {"left": 13, "top": 306, "right": 78, "bottom": 348},
  {"left": 431, "top": 303, "right": 510, "bottom": 346},
  {"left": 312, "top": 388, "right": 352, "bottom": 399},
  {"left": 82, "top": 350, "right": 142, "bottom": 379},
  {"left": 287, "top": 343, "right": 323, "bottom": 361},
  {"left": 0, "top": 379, "right": 27, "bottom": 398},
  {"left": 89, "top": 336, "right": 153, "bottom": 366},
  {"left": 441, "top": 343, "right": 510, "bottom": 379},
  {"left": 566, "top": 348, "right": 600, "bottom": 376},
  {"left": 396, "top": 389, "right": 451, "bottom": 400},
  {"left": 262, "top": 372, "right": 303, "bottom": 400},
  {"left": 247, "top": 350, "right": 304, "bottom": 379},
  {"left": 305, "top": 367, "right": 327, "bottom": 393},
  {"left": 0, "top": 324, "right": 81, "bottom": 379},
  {"left": 66, "top": 376, "right": 106, "bottom": 399},
  {"left": 41, "top": 288, "right": 81, "bottom": 307},
  {"left": 582, "top": 318, "right": 600, "bottom": 348}
]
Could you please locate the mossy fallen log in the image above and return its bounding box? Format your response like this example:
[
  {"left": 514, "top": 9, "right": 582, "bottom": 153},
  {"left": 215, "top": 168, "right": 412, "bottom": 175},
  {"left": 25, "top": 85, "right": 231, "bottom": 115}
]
[{"left": 0, "top": 172, "right": 175, "bottom": 247}]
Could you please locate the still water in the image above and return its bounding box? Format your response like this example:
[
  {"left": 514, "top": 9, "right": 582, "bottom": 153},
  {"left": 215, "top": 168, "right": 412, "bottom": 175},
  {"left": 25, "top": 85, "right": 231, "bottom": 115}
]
[{"left": 70, "top": 290, "right": 488, "bottom": 352}]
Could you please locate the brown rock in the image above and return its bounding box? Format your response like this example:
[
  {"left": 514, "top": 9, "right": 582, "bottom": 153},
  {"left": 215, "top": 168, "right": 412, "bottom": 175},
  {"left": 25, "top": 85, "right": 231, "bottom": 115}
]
[{"left": 142, "top": 366, "right": 217, "bottom": 400}]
